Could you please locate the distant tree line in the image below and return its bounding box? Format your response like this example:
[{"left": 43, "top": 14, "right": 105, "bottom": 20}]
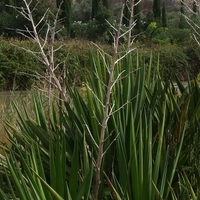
[{"left": 0, "top": 0, "right": 199, "bottom": 41}]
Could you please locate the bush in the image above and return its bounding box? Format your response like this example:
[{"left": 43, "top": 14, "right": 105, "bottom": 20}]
[
  {"left": 71, "top": 20, "right": 111, "bottom": 43},
  {"left": 0, "top": 38, "right": 42, "bottom": 90},
  {"left": 0, "top": 38, "right": 97, "bottom": 90},
  {"left": 169, "top": 28, "right": 192, "bottom": 44},
  {"left": 70, "top": 21, "right": 89, "bottom": 39},
  {"left": 0, "top": 11, "right": 26, "bottom": 37},
  {"left": 72, "top": 0, "right": 91, "bottom": 23},
  {"left": 134, "top": 43, "right": 200, "bottom": 81},
  {"left": 151, "top": 27, "right": 171, "bottom": 45},
  {"left": 159, "top": 45, "right": 189, "bottom": 79}
]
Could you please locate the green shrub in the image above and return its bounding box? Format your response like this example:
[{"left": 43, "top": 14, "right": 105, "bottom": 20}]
[
  {"left": 70, "top": 20, "right": 103, "bottom": 41},
  {"left": 143, "top": 21, "right": 158, "bottom": 42},
  {"left": 72, "top": 0, "right": 91, "bottom": 23},
  {"left": 134, "top": 43, "right": 200, "bottom": 81},
  {"left": 0, "top": 37, "right": 199, "bottom": 91},
  {"left": 70, "top": 21, "right": 89, "bottom": 39},
  {"left": 169, "top": 28, "right": 191, "bottom": 44},
  {"left": 0, "top": 38, "right": 42, "bottom": 90},
  {"left": 151, "top": 27, "right": 171, "bottom": 45},
  {"left": 0, "top": 38, "right": 97, "bottom": 90}
]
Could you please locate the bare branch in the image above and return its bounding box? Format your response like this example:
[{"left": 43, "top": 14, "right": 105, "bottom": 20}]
[
  {"left": 93, "top": 1, "right": 138, "bottom": 198},
  {"left": 119, "top": 20, "right": 137, "bottom": 39},
  {"left": 193, "top": 34, "right": 200, "bottom": 46},
  {"left": 35, "top": 8, "right": 50, "bottom": 28},
  {"left": 86, "top": 85, "right": 105, "bottom": 108},
  {"left": 114, "top": 47, "right": 136, "bottom": 65},
  {"left": 83, "top": 123, "right": 98, "bottom": 148},
  {"left": 54, "top": 45, "right": 64, "bottom": 52},
  {"left": 102, "top": 132, "right": 120, "bottom": 157},
  {"left": 105, "top": 20, "right": 118, "bottom": 32},
  {"left": 110, "top": 70, "right": 125, "bottom": 91},
  {"left": 92, "top": 42, "right": 112, "bottom": 58}
]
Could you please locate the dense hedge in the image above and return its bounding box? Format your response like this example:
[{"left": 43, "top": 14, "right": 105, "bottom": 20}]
[
  {"left": 0, "top": 38, "right": 96, "bottom": 90},
  {"left": 0, "top": 37, "right": 199, "bottom": 91},
  {"left": 134, "top": 43, "right": 200, "bottom": 81},
  {"left": 0, "top": 38, "right": 42, "bottom": 90}
]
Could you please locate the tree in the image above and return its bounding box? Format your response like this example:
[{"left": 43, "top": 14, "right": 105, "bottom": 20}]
[
  {"left": 0, "top": 0, "right": 26, "bottom": 36},
  {"left": 179, "top": 0, "right": 186, "bottom": 29},
  {"left": 91, "top": 0, "right": 98, "bottom": 19},
  {"left": 162, "top": 1, "right": 167, "bottom": 27},
  {"left": 72, "top": 0, "right": 91, "bottom": 23},
  {"left": 102, "top": 0, "right": 108, "bottom": 8},
  {"left": 180, "top": 0, "right": 184, "bottom": 15},
  {"left": 0, "top": 0, "right": 56, "bottom": 37},
  {"left": 134, "top": 0, "right": 141, "bottom": 32},
  {"left": 95, "top": 1, "right": 111, "bottom": 34},
  {"left": 123, "top": 0, "right": 130, "bottom": 26},
  {"left": 56, "top": 0, "right": 72, "bottom": 35},
  {"left": 92, "top": 0, "right": 109, "bottom": 19},
  {"left": 192, "top": 0, "right": 198, "bottom": 19},
  {"left": 90, "top": 0, "right": 111, "bottom": 41},
  {"left": 193, "top": 0, "right": 198, "bottom": 13},
  {"left": 153, "top": 0, "right": 161, "bottom": 20}
]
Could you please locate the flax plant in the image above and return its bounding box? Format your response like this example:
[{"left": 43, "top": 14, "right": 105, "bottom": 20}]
[{"left": 1, "top": 51, "right": 200, "bottom": 199}]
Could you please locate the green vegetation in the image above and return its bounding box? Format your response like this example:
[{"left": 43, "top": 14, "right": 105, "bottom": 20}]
[
  {"left": 0, "top": 1, "right": 200, "bottom": 199},
  {"left": 153, "top": 0, "right": 161, "bottom": 20},
  {"left": 0, "top": 37, "right": 199, "bottom": 91},
  {"left": 57, "top": 0, "right": 72, "bottom": 35},
  {"left": 1, "top": 51, "right": 200, "bottom": 199},
  {"left": 0, "top": 38, "right": 97, "bottom": 90}
]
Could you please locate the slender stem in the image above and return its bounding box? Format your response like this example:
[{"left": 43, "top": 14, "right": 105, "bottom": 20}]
[
  {"left": 22, "top": 0, "right": 67, "bottom": 101},
  {"left": 93, "top": 5, "right": 125, "bottom": 199},
  {"left": 128, "top": 0, "right": 134, "bottom": 49}
]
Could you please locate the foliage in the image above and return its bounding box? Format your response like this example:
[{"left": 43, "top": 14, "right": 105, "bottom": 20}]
[
  {"left": 0, "top": 36, "right": 200, "bottom": 91},
  {"left": 143, "top": 18, "right": 191, "bottom": 46},
  {"left": 143, "top": 21, "right": 158, "bottom": 42},
  {"left": 70, "top": 21, "right": 89, "bottom": 39},
  {"left": 123, "top": 0, "right": 130, "bottom": 26},
  {"left": 134, "top": 0, "right": 142, "bottom": 32},
  {"left": 1, "top": 51, "right": 200, "bottom": 199},
  {"left": 57, "top": 0, "right": 72, "bottom": 35},
  {"left": 70, "top": 20, "right": 101, "bottom": 41},
  {"left": 0, "top": 38, "right": 42, "bottom": 90},
  {"left": 179, "top": 14, "right": 188, "bottom": 29},
  {"left": 153, "top": 0, "right": 161, "bottom": 20},
  {"left": 0, "top": 0, "right": 56, "bottom": 37},
  {"left": 0, "top": 38, "right": 96, "bottom": 90},
  {"left": 71, "top": 2, "right": 111, "bottom": 43},
  {"left": 169, "top": 28, "right": 191, "bottom": 44},
  {"left": 72, "top": 0, "right": 91, "bottom": 23},
  {"left": 93, "top": 1, "right": 111, "bottom": 39},
  {"left": 161, "top": 1, "right": 167, "bottom": 27},
  {"left": 183, "top": 44, "right": 200, "bottom": 76},
  {"left": 0, "top": 11, "right": 24, "bottom": 37},
  {"left": 151, "top": 27, "right": 171, "bottom": 45},
  {"left": 159, "top": 45, "right": 189, "bottom": 78}
]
